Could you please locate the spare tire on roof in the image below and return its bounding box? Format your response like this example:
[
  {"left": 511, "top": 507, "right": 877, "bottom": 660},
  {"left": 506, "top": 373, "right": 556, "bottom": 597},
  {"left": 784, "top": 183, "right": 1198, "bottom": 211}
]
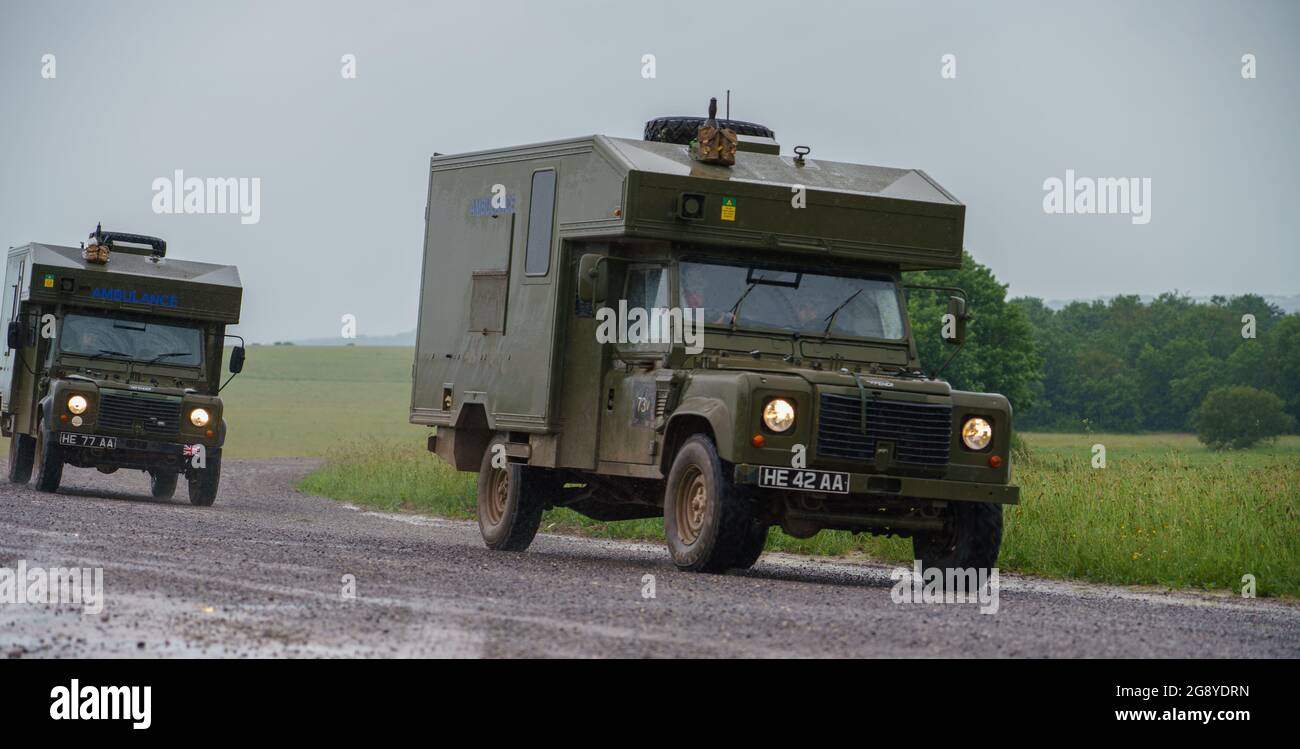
[{"left": 643, "top": 116, "right": 775, "bottom": 145}]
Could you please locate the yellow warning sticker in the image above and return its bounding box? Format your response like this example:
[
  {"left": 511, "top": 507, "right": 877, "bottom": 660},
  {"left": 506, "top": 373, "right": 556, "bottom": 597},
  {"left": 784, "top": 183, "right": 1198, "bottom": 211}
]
[{"left": 721, "top": 196, "right": 736, "bottom": 222}]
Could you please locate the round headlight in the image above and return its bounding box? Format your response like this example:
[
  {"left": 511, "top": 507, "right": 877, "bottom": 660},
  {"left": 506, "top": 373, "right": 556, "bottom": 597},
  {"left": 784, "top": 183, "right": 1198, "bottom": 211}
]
[
  {"left": 762, "top": 398, "right": 796, "bottom": 433},
  {"left": 67, "top": 394, "right": 88, "bottom": 415},
  {"left": 962, "top": 417, "right": 993, "bottom": 451},
  {"left": 190, "top": 408, "right": 211, "bottom": 428}
]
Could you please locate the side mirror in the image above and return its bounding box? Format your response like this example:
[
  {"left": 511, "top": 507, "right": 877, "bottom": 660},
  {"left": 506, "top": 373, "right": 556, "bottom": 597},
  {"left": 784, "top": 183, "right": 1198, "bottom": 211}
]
[
  {"left": 943, "top": 296, "right": 967, "bottom": 346},
  {"left": 229, "top": 346, "right": 246, "bottom": 374},
  {"left": 6, "top": 320, "right": 23, "bottom": 351},
  {"left": 577, "top": 253, "right": 608, "bottom": 305}
]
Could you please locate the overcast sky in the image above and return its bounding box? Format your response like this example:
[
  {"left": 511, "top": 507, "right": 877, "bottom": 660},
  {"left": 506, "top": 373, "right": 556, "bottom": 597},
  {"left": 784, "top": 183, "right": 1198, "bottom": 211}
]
[{"left": 2, "top": 0, "right": 1296, "bottom": 342}]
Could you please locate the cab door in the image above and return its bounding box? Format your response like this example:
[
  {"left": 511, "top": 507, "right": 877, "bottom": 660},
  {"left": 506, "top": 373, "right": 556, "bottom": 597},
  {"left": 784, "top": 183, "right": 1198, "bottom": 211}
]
[{"left": 598, "top": 264, "right": 670, "bottom": 466}]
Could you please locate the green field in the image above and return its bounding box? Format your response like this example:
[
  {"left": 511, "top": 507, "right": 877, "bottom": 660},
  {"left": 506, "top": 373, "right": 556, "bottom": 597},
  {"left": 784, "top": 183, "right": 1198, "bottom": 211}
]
[
  {"left": 6, "top": 346, "right": 1298, "bottom": 596},
  {"left": 217, "top": 345, "right": 420, "bottom": 457},
  {"left": 2, "top": 345, "right": 422, "bottom": 460}
]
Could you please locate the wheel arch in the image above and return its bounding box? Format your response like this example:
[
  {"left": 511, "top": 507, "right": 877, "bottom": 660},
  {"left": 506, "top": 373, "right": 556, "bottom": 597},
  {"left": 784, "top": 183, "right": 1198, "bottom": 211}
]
[
  {"left": 660, "top": 397, "right": 736, "bottom": 474},
  {"left": 433, "top": 402, "right": 494, "bottom": 471}
]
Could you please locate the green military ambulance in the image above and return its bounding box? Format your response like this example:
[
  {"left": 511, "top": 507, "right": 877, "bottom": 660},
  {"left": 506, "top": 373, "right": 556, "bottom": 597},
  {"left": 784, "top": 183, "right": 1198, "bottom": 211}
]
[
  {"left": 2, "top": 227, "right": 245, "bottom": 505},
  {"left": 411, "top": 111, "right": 1018, "bottom": 574}
]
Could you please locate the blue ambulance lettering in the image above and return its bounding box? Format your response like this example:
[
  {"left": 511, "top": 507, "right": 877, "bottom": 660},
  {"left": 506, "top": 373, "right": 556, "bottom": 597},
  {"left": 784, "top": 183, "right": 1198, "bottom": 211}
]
[{"left": 91, "top": 287, "right": 180, "bottom": 308}]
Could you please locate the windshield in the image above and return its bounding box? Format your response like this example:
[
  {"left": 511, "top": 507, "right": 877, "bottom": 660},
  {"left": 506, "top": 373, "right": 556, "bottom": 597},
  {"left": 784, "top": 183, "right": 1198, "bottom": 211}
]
[
  {"left": 678, "top": 260, "right": 906, "bottom": 340},
  {"left": 59, "top": 313, "right": 204, "bottom": 366}
]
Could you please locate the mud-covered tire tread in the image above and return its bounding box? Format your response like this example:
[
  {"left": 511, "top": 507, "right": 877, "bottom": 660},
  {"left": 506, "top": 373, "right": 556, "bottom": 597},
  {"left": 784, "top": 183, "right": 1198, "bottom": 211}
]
[
  {"left": 476, "top": 438, "right": 549, "bottom": 552},
  {"left": 663, "top": 435, "right": 752, "bottom": 573},
  {"left": 150, "top": 470, "right": 178, "bottom": 499},
  {"left": 912, "top": 501, "right": 1003, "bottom": 580},
  {"left": 187, "top": 451, "right": 221, "bottom": 506},
  {"left": 643, "top": 116, "right": 774, "bottom": 145},
  {"left": 728, "top": 519, "right": 769, "bottom": 571},
  {"left": 7, "top": 433, "right": 35, "bottom": 484},
  {"left": 33, "top": 422, "right": 63, "bottom": 493}
]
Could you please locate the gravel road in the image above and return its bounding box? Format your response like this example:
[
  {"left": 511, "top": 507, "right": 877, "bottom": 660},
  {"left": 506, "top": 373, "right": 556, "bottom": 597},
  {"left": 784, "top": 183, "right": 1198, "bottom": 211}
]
[{"left": 1, "top": 457, "right": 1296, "bottom": 658}]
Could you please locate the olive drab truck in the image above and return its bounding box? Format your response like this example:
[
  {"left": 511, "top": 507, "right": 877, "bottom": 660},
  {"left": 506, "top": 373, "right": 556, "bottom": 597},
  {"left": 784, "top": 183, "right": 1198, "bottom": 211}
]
[
  {"left": 411, "top": 104, "right": 1019, "bottom": 575},
  {"left": 2, "top": 227, "right": 245, "bottom": 505}
]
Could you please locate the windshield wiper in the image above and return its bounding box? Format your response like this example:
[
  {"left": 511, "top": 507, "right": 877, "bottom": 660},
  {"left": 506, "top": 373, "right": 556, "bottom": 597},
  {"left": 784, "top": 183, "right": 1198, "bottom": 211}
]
[
  {"left": 144, "top": 352, "right": 191, "bottom": 366},
  {"left": 821, "top": 288, "right": 864, "bottom": 338},
  {"left": 725, "top": 275, "right": 766, "bottom": 332},
  {"left": 87, "top": 349, "right": 131, "bottom": 361}
]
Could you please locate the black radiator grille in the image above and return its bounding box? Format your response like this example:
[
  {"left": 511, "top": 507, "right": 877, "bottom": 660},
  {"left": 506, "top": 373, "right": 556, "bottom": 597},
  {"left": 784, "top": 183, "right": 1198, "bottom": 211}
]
[
  {"left": 97, "top": 391, "right": 183, "bottom": 437},
  {"left": 817, "top": 392, "right": 952, "bottom": 466}
]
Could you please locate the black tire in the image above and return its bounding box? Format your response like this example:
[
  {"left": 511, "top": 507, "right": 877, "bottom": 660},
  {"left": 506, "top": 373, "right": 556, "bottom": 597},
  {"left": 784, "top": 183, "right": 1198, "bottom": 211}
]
[
  {"left": 150, "top": 470, "right": 178, "bottom": 499},
  {"left": 32, "top": 421, "right": 63, "bottom": 493},
  {"left": 912, "top": 502, "right": 1003, "bottom": 589},
  {"left": 7, "top": 433, "right": 35, "bottom": 484},
  {"left": 643, "top": 116, "right": 775, "bottom": 145},
  {"left": 475, "top": 437, "right": 550, "bottom": 552},
  {"left": 187, "top": 450, "right": 221, "bottom": 506},
  {"left": 663, "top": 435, "right": 752, "bottom": 573},
  {"left": 728, "top": 519, "right": 769, "bottom": 571}
]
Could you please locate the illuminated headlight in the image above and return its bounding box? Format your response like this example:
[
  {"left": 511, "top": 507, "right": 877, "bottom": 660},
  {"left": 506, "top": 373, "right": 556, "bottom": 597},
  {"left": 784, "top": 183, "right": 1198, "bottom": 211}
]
[
  {"left": 189, "top": 408, "right": 211, "bottom": 428},
  {"left": 762, "top": 398, "right": 796, "bottom": 433},
  {"left": 67, "top": 394, "right": 89, "bottom": 415},
  {"left": 961, "top": 417, "right": 993, "bottom": 451}
]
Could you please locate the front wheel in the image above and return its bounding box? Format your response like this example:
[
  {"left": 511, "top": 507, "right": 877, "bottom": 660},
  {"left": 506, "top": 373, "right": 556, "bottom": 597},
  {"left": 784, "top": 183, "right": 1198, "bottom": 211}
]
[
  {"left": 912, "top": 501, "right": 1003, "bottom": 586},
  {"left": 32, "top": 422, "right": 64, "bottom": 493},
  {"left": 187, "top": 450, "right": 221, "bottom": 506},
  {"left": 728, "top": 519, "right": 769, "bottom": 571},
  {"left": 663, "top": 435, "right": 753, "bottom": 573},
  {"left": 150, "top": 470, "right": 178, "bottom": 499},
  {"left": 7, "top": 433, "right": 36, "bottom": 484}
]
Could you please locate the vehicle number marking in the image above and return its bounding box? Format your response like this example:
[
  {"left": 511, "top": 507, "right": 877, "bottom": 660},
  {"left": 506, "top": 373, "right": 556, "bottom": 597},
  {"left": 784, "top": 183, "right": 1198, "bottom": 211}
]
[
  {"left": 57, "top": 433, "right": 117, "bottom": 449},
  {"left": 758, "top": 466, "right": 849, "bottom": 494}
]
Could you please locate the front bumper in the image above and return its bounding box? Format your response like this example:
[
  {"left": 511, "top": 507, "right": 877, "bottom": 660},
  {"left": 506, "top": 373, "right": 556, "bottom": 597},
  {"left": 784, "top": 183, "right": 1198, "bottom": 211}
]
[
  {"left": 732, "top": 463, "right": 1020, "bottom": 505},
  {"left": 53, "top": 430, "right": 201, "bottom": 470}
]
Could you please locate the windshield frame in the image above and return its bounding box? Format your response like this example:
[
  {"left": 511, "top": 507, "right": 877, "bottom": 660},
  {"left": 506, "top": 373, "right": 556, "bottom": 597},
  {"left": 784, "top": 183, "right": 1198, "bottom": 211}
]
[
  {"left": 675, "top": 254, "right": 910, "bottom": 345},
  {"left": 57, "top": 310, "right": 207, "bottom": 369}
]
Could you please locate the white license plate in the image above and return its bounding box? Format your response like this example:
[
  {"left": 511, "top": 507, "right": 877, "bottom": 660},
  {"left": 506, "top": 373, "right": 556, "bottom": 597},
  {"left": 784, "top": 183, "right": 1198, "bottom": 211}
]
[
  {"left": 757, "top": 467, "right": 850, "bottom": 494},
  {"left": 58, "top": 433, "right": 117, "bottom": 449}
]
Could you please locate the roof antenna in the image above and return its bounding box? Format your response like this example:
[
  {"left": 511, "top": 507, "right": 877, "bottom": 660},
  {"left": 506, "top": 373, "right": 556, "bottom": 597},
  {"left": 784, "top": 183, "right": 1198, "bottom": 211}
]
[{"left": 726, "top": 90, "right": 730, "bottom": 120}]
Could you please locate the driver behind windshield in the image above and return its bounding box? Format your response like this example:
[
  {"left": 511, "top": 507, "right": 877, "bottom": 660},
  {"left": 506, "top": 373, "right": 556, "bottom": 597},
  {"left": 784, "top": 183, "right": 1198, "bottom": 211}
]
[
  {"left": 678, "top": 260, "right": 904, "bottom": 340},
  {"left": 59, "top": 313, "right": 203, "bottom": 366}
]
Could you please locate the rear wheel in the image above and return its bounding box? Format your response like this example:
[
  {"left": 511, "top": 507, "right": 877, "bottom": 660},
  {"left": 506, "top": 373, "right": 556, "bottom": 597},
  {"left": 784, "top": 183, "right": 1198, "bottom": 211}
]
[
  {"left": 475, "top": 438, "right": 551, "bottom": 551},
  {"left": 663, "top": 435, "right": 752, "bottom": 572},
  {"left": 187, "top": 450, "right": 221, "bottom": 506},
  {"left": 912, "top": 501, "right": 1003, "bottom": 589},
  {"left": 32, "top": 421, "right": 63, "bottom": 493},
  {"left": 7, "top": 433, "right": 35, "bottom": 484},
  {"left": 150, "top": 470, "right": 178, "bottom": 499}
]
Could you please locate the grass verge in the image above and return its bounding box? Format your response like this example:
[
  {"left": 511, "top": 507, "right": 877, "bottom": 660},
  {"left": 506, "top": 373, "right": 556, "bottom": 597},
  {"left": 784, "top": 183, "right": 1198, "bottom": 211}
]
[{"left": 300, "top": 433, "right": 1299, "bottom": 597}]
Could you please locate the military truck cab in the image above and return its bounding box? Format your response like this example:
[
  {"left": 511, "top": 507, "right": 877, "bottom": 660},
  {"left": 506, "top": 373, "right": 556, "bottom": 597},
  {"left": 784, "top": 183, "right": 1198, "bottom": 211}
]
[
  {"left": 2, "top": 229, "right": 244, "bottom": 505},
  {"left": 412, "top": 112, "right": 1019, "bottom": 574}
]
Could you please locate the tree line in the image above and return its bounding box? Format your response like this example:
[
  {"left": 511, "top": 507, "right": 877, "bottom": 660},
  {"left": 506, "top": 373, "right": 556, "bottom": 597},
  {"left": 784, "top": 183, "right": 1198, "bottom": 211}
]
[{"left": 905, "top": 254, "right": 1300, "bottom": 439}]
